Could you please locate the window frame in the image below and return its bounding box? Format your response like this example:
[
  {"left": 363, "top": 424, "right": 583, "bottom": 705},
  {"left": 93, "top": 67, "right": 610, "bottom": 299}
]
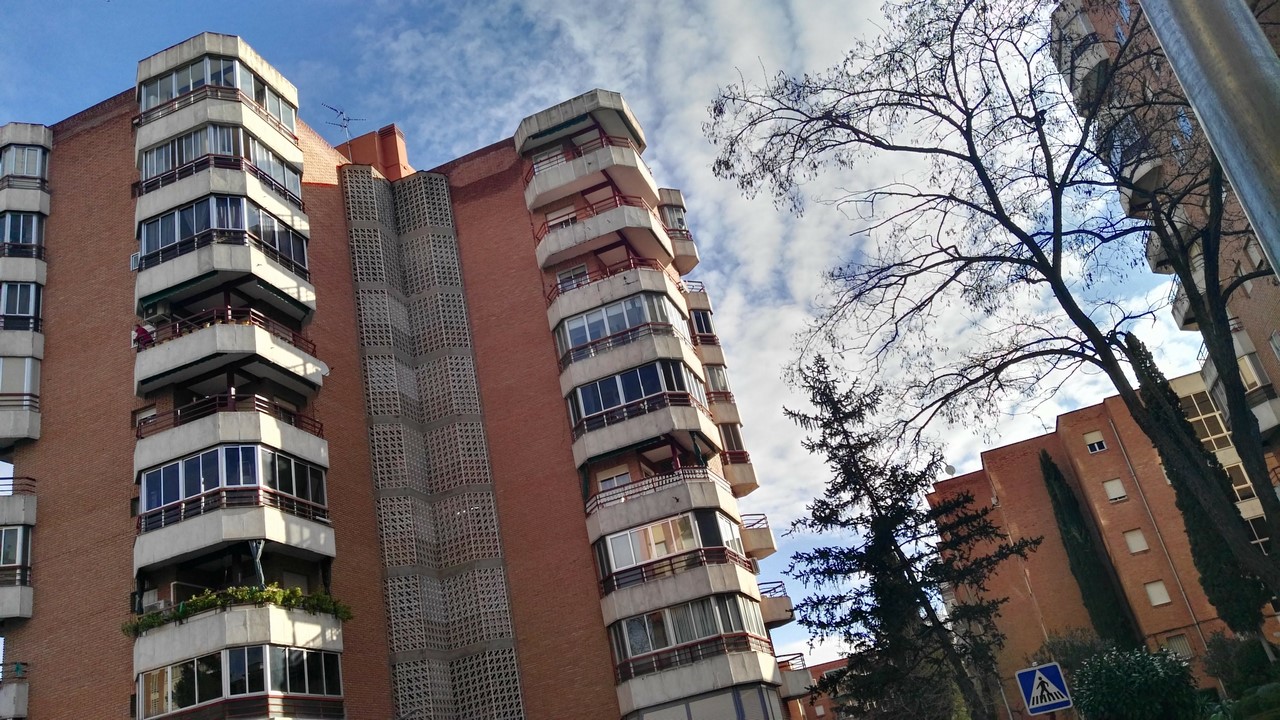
[{"left": 1102, "top": 478, "right": 1128, "bottom": 503}]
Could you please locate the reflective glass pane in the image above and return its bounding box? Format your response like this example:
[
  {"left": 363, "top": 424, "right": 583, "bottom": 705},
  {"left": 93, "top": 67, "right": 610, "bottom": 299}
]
[
  {"left": 620, "top": 369, "right": 643, "bottom": 403},
  {"left": 585, "top": 310, "right": 607, "bottom": 341},
  {"left": 638, "top": 364, "right": 662, "bottom": 396},
  {"left": 246, "top": 645, "right": 265, "bottom": 693},
  {"left": 579, "top": 384, "right": 602, "bottom": 417},
  {"left": 626, "top": 617, "right": 651, "bottom": 656},
  {"left": 608, "top": 534, "right": 635, "bottom": 569},
  {"left": 196, "top": 653, "right": 222, "bottom": 702},
  {"left": 270, "top": 646, "right": 288, "bottom": 692},
  {"left": 598, "top": 377, "right": 621, "bottom": 410},
  {"left": 322, "top": 653, "right": 341, "bottom": 695}
]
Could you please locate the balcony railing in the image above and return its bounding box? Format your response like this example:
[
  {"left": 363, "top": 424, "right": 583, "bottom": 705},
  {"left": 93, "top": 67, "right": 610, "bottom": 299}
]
[
  {"left": 707, "top": 391, "right": 735, "bottom": 404},
  {"left": 571, "top": 391, "right": 709, "bottom": 440},
  {"left": 546, "top": 257, "right": 683, "bottom": 305},
  {"left": 0, "top": 243, "right": 45, "bottom": 260},
  {"left": 0, "top": 175, "right": 47, "bottom": 192},
  {"left": 558, "top": 322, "right": 682, "bottom": 371},
  {"left": 692, "top": 332, "right": 720, "bottom": 347},
  {"left": 147, "top": 695, "right": 343, "bottom": 720},
  {"left": 0, "top": 394, "right": 38, "bottom": 411},
  {"left": 585, "top": 466, "right": 731, "bottom": 514},
  {"left": 132, "top": 154, "right": 304, "bottom": 210},
  {"left": 1070, "top": 32, "right": 1101, "bottom": 65},
  {"left": 721, "top": 450, "right": 751, "bottom": 465},
  {"left": 600, "top": 546, "right": 754, "bottom": 595},
  {"left": 758, "top": 580, "right": 788, "bottom": 598},
  {"left": 0, "top": 567, "right": 30, "bottom": 586},
  {"left": 741, "top": 513, "right": 770, "bottom": 530},
  {"left": 776, "top": 652, "right": 807, "bottom": 672},
  {"left": 137, "top": 307, "right": 316, "bottom": 356},
  {"left": 616, "top": 632, "right": 773, "bottom": 682},
  {"left": 135, "top": 228, "right": 309, "bottom": 281},
  {"left": 135, "top": 394, "right": 322, "bottom": 439},
  {"left": 0, "top": 316, "right": 39, "bottom": 332},
  {"left": 0, "top": 477, "right": 35, "bottom": 495},
  {"left": 534, "top": 194, "right": 658, "bottom": 243},
  {"left": 133, "top": 85, "right": 298, "bottom": 144},
  {"left": 137, "top": 485, "right": 330, "bottom": 533},
  {"left": 523, "top": 133, "right": 641, "bottom": 186},
  {"left": 682, "top": 280, "right": 706, "bottom": 293}
]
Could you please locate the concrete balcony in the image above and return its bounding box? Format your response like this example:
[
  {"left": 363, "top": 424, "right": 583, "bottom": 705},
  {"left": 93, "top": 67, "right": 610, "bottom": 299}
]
[
  {"left": 133, "top": 158, "right": 307, "bottom": 236},
  {"left": 133, "top": 603, "right": 342, "bottom": 676},
  {"left": 0, "top": 398, "right": 39, "bottom": 446},
  {"left": 0, "top": 179, "right": 47, "bottom": 217},
  {"left": 600, "top": 548, "right": 759, "bottom": 624},
  {"left": 776, "top": 654, "right": 814, "bottom": 700},
  {"left": 546, "top": 259, "right": 687, "bottom": 330},
  {"left": 134, "top": 401, "right": 327, "bottom": 474},
  {"left": 0, "top": 583, "right": 32, "bottom": 621},
  {"left": 0, "top": 680, "right": 27, "bottom": 719},
  {"left": 515, "top": 89, "right": 646, "bottom": 157},
  {"left": 708, "top": 391, "right": 741, "bottom": 426},
  {"left": 0, "top": 479, "right": 35, "bottom": 621},
  {"left": 524, "top": 134, "right": 658, "bottom": 211},
  {"left": 135, "top": 231, "right": 315, "bottom": 322},
  {"left": 759, "top": 582, "right": 795, "bottom": 629},
  {"left": 134, "top": 493, "right": 334, "bottom": 574},
  {"left": 668, "top": 228, "right": 700, "bottom": 275},
  {"left": 694, "top": 334, "right": 727, "bottom": 367},
  {"left": 535, "top": 194, "right": 671, "bottom": 270},
  {"left": 0, "top": 251, "right": 45, "bottom": 287},
  {"left": 570, "top": 391, "right": 722, "bottom": 467},
  {"left": 1146, "top": 231, "right": 1174, "bottom": 274},
  {"left": 614, "top": 634, "right": 779, "bottom": 716},
  {"left": 585, "top": 467, "right": 739, "bottom": 542},
  {"left": 741, "top": 514, "right": 777, "bottom": 560},
  {"left": 1169, "top": 277, "right": 1199, "bottom": 331},
  {"left": 683, "top": 282, "right": 712, "bottom": 313},
  {"left": 722, "top": 452, "right": 759, "bottom": 497},
  {"left": 558, "top": 323, "right": 703, "bottom": 397},
  {"left": 1118, "top": 149, "right": 1164, "bottom": 218},
  {"left": 0, "top": 480, "right": 36, "bottom": 526},
  {"left": 134, "top": 84, "right": 301, "bottom": 166},
  {"left": 135, "top": 309, "right": 326, "bottom": 396}
]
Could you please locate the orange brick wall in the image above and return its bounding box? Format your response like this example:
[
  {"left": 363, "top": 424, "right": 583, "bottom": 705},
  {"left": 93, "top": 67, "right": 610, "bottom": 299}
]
[{"left": 432, "top": 142, "right": 621, "bottom": 719}]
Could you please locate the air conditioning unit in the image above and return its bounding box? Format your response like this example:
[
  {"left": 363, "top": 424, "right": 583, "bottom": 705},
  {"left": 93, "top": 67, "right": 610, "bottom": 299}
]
[
  {"left": 141, "top": 300, "right": 170, "bottom": 323},
  {"left": 130, "top": 252, "right": 141, "bottom": 271}
]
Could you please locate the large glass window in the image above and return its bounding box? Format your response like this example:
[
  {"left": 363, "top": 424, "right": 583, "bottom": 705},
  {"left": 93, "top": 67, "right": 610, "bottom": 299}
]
[
  {"left": 0, "top": 213, "right": 43, "bottom": 246},
  {"left": 138, "top": 57, "right": 296, "bottom": 133},
  {"left": 0, "top": 283, "right": 39, "bottom": 328},
  {"left": 569, "top": 359, "right": 706, "bottom": 424},
  {"left": 141, "top": 126, "right": 301, "bottom": 202},
  {"left": 555, "top": 293, "right": 684, "bottom": 357},
  {"left": 140, "top": 445, "right": 326, "bottom": 513},
  {"left": 139, "top": 647, "right": 339, "bottom": 719},
  {"left": 0, "top": 526, "right": 28, "bottom": 567},
  {"left": 138, "top": 195, "right": 307, "bottom": 268},
  {"left": 610, "top": 595, "right": 767, "bottom": 661},
  {"left": 603, "top": 511, "right": 742, "bottom": 573},
  {"left": 0, "top": 145, "right": 47, "bottom": 179}
]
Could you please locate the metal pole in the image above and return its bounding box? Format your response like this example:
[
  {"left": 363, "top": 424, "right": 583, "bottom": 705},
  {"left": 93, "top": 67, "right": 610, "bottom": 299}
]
[{"left": 1139, "top": 0, "right": 1280, "bottom": 268}]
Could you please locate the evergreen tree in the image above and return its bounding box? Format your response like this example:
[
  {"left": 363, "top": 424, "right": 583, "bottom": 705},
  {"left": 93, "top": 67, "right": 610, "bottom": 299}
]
[
  {"left": 1039, "top": 451, "right": 1143, "bottom": 647},
  {"left": 787, "top": 358, "right": 1042, "bottom": 720}
]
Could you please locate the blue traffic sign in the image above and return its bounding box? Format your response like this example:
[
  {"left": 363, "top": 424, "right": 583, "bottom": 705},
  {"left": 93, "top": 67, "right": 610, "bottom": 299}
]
[{"left": 1016, "top": 662, "right": 1073, "bottom": 715}]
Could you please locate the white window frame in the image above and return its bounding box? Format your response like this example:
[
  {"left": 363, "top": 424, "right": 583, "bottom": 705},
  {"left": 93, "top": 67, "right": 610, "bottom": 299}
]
[
  {"left": 1084, "top": 431, "right": 1107, "bottom": 454},
  {"left": 1123, "top": 528, "right": 1149, "bottom": 554},
  {"left": 1103, "top": 478, "right": 1127, "bottom": 503},
  {"left": 1145, "top": 580, "right": 1172, "bottom": 607}
]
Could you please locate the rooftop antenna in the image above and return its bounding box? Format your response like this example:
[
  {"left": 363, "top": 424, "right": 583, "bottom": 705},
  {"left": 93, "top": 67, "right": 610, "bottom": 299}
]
[{"left": 322, "top": 103, "right": 365, "bottom": 144}]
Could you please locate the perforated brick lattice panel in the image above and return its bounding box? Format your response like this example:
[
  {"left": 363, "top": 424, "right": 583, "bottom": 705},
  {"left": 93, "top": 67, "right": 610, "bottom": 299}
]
[{"left": 342, "top": 165, "right": 525, "bottom": 718}]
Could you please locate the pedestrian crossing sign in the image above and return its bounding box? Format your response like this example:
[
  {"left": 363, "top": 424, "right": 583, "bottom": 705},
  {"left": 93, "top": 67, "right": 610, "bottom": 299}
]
[{"left": 1016, "top": 662, "right": 1073, "bottom": 715}]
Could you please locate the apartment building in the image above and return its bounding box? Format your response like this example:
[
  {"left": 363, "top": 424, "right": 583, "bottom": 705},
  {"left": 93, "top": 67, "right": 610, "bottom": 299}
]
[
  {"left": 0, "top": 32, "right": 802, "bottom": 720},
  {"left": 928, "top": 372, "right": 1280, "bottom": 718}
]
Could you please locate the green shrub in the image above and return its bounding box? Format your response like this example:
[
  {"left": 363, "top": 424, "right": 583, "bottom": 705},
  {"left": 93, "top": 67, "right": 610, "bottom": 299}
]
[
  {"left": 1206, "top": 633, "right": 1280, "bottom": 698},
  {"left": 121, "top": 583, "right": 353, "bottom": 637},
  {"left": 1074, "top": 648, "right": 1200, "bottom": 720}
]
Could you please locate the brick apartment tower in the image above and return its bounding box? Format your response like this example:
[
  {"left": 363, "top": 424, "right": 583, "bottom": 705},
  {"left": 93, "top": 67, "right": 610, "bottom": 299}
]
[
  {"left": 929, "top": 372, "right": 1280, "bottom": 719},
  {"left": 0, "top": 33, "right": 806, "bottom": 720}
]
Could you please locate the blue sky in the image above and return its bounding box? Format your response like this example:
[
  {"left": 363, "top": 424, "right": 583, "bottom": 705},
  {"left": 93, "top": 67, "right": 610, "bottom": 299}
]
[{"left": 0, "top": 0, "right": 1201, "bottom": 664}]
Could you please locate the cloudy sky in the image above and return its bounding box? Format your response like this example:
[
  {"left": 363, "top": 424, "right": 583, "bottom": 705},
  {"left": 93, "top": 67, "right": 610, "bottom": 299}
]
[{"left": 0, "top": 0, "right": 1202, "bottom": 663}]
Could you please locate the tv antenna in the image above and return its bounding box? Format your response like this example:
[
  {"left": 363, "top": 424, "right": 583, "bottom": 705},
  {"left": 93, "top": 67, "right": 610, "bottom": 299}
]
[{"left": 322, "top": 103, "right": 365, "bottom": 143}]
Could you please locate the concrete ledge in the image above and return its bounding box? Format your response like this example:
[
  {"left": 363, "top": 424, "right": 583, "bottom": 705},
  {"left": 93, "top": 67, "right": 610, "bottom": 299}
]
[
  {"left": 0, "top": 495, "right": 35, "bottom": 526},
  {"left": 133, "top": 604, "right": 341, "bottom": 674},
  {"left": 0, "top": 123, "right": 52, "bottom": 148},
  {"left": 0, "top": 585, "right": 32, "bottom": 620},
  {"left": 709, "top": 399, "right": 740, "bottom": 426},
  {"left": 0, "top": 680, "right": 28, "bottom": 718},
  {"left": 134, "top": 165, "right": 308, "bottom": 235},
  {"left": 0, "top": 258, "right": 45, "bottom": 286},
  {"left": 515, "top": 89, "right": 645, "bottom": 155},
  {"left": 779, "top": 668, "right": 813, "bottom": 700},
  {"left": 0, "top": 186, "right": 48, "bottom": 215},
  {"left": 672, "top": 237, "right": 699, "bottom": 275},
  {"left": 135, "top": 92, "right": 301, "bottom": 169},
  {"left": 133, "top": 505, "right": 335, "bottom": 574},
  {"left": 0, "top": 331, "right": 41, "bottom": 361},
  {"left": 0, "top": 410, "right": 39, "bottom": 444},
  {"left": 548, "top": 269, "right": 688, "bottom": 334},
  {"left": 135, "top": 324, "right": 326, "bottom": 395},
  {"left": 616, "top": 651, "right": 780, "bottom": 716},
  {"left": 724, "top": 463, "right": 759, "bottom": 498},
  {"left": 134, "top": 242, "right": 316, "bottom": 315},
  {"left": 559, "top": 332, "right": 702, "bottom": 398},
  {"left": 586, "top": 477, "right": 739, "bottom": 543},
  {"left": 600, "top": 562, "right": 759, "bottom": 626},
  {"left": 571, "top": 402, "right": 720, "bottom": 467},
  {"left": 536, "top": 204, "right": 672, "bottom": 270},
  {"left": 525, "top": 144, "right": 658, "bottom": 211},
  {"left": 134, "top": 412, "right": 328, "bottom": 475},
  {"left": 684, "top": 290, "right": 712, "bottom": 313}
]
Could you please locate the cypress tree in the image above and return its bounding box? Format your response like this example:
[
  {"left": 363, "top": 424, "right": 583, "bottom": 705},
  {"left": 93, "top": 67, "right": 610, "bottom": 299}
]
[{"left": 1039, "top": 451, "right": 1143, "bottom": 648}]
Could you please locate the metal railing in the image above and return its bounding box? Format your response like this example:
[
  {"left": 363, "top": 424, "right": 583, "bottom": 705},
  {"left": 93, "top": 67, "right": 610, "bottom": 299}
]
[
  {"left": 135, "top": 394, "right": 322, "bottom": 439},
  {"left": 0, "top": 394, "right": 38, "bottom": 411},
  {"left": 707, "top": 391, "right": 735, "bottom": 404},
  {"left": 534, "top": 193, "right": 658, "bottom": 243},
  {"left": 137, "top": 307, "right": 316, "bottom": 356},
  {"left": 692, "top": 332, "right": 721, "bottom": 347},
  {"left": 616, "top": 632, "right": 773, "bottom": 682},
  {"left": 776, "top": 652, "right": 807, "bottom": 672},
  {"left": 682, "top": 280, "right": 706, "bottom": 293},
  {"left": 0, "top": 477, "right": 36, "bottom": 495},
  {"left": 741, "top": 513, "right": 770, "bottom": 530},
  {"left": 758, "top": 580, "right": 788, "bottom": 598},
  {"left": 523, "top": 133, "right": 640, "bottom": 185},
  {"left": 571, "top": 391, "right": 709, "bottom": 440},
  {"left": 558, "top": 322, "right": 680, "bottom": 370},
  {"left": 132, "top": 154, "right": 304, "bottom": 210},
  {"left": 0, "top": 243, "right": 45, "bottom": 260},
  {"left": 665, "top": 227, "right": 693, "bottom": 242},
  {"left": 0, "top": 568, "right": 30, "bottom": 587},
  {"left": 585, "top": 466, "right": 731, "bottom": 514},
  {"left": 134, "top": 227, "right": 309, "bottom": 280},
  {"left": 721, "top": 450, "right": 751, "bottom": 465},
  {"left": 0, "top": 175, "right": 47, "bottom": 192},
  {"left": 600, "top": 546, "right": 754, "bottom": 595},
  {"left": 133, "top": 85, "right": 298, "bottom": 144},
  {"left": 156, "top": 695, "right": 343, "bottom": 720},
  {"left": 546, "top": 257, "right": 683, "bottom": 305},
  {"left": 0, "top": 316, "right": 39, "bottom": 332},
  {"left": 137, "top": 485, "right": 330, "bottom": 533}
]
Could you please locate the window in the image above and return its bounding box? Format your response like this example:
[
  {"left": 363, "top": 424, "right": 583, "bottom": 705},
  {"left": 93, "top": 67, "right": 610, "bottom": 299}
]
[
  {"left": 1238, "top": 354, "right": 1267, "bottom": 392},
  {"left": 0, "top": 212, "right": 44, "bottom": 246},
  {"left": 1247, "top": 516, "right": 1270, "bottom": 551},
  {"left": 139, "top": 57, "right": 296, "bottom": 132},
  {"left": 1234, "top": 261, "right": 1254, "bottom": 297},
  {"left": 721, "top": 423, "right": 746, "bottom": 452},
  {"left": 568, "top": 359, "right": 706, "bottom": 424},
  {"left": 0, "top": 526, "right": 28, "bottom": 567},
  {"left": 1123, "top": 529, "right": 1149, "bottom": 554},
  {"left": 691, "top": 309, "right": 716, "bottom": 335},
  {"left": 0, "top": 357, "right": 37, "bottom": 398},
  {"left": 659, "top": 204, "right": 687, "bottom": 230},
  {"left": 609, "top": 594, "right": 767, "bottom": 661},
  {"left": 0, "top": 283, "right": 39, "bottom": 329},
  {"left": 1103, "top": 479, "right": 1127, "bottom": 503},
  {"left": 1180, "top": 390, "right": 1233, "bottom": 451},
  {"left": 556, "top": 265, "right": 589, "bottom": 293},
  {"left": 1145, "top": 580, "right": 1172, "bottom": 606},
  {"left": 1114, "top": 23, "right": 1127, "bottom": 45},
  {"left": 606, "top": 515, "right": 697, "bottom": 571},
  {"left": 140, "top": 445, "right": 326, "bottom": 516},
  {"left": 1084, "top": 431, "right": 1107, "bottom": 454},
  {"left": 554, "top": 293, "right": 684, "bottom": 357},
  {"left": 705, "top": 365, "right": 731, "bottom": 393},
  {"left": 1163, "top": 634, "right": 1193, "bottom": 658},
  {"left": 138, "top": 195, "right": 307, "bottom": 269},
  {"left": 1225, "top": 464, "right": 1256, "bottom": 502},
  {"left": 139, "top": 647, "right": 339, "bottom": 718},
  {"left": 0, "top": 145, "right": 46, "bottom": 179},
  {"left": 597, "top": 468, "right": 632, "bottom": 492},
  {"left": 133, "top": 406, "right": 157, "bottom": 427},
  {"left": 1245, "top": 237, "right": 1269, "bottom": 271},
  {"left": 1272, "top": 331, "right": 1280, "bottom": 364}
]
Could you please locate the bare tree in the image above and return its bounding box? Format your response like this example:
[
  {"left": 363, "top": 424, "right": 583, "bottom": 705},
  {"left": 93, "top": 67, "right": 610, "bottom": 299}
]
[{"left": 706, "top": 0, "right": 1280, "bottom": 594}]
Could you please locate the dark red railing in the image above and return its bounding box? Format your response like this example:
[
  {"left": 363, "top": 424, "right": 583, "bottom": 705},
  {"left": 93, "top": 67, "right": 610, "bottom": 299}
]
[
  {"left": 572, "top": 391, "right": 710, "bottom": 440},
  {"left": 741, "top": 513, "right": 770, "bottom": 530},
  {"left": 0, "top": 568, "right": 30, "bottom": 586},
  {"left": 137, "top": 307, "right": 316, "bottom": 356},
  {"left": 692, "top": 332, "right": 721, "bottom": 346},
  {"left": 0, "top": 394, "right": 38, "bottom": 411},
  {"left": 135, "top": 394, "right": 322, "bottom": 439},
  {"left": 0, "top": 477, "right": 36, "bottom": 495},
  {"left": 523, "top": 133, "right": 640, "bottom": 185},
  {"left": 721, "top": 450, "right": 752, "bottom": 465},
  {"left": 0, "top": 175, "right": 47, "bottom": 192},
  {"left": 535, "top": 194, "right": 659, "bottom": 243},
  {"left": 0, "top": 243, "right": 45, "bottom": 260},
  {"left": 132, "top": 154, "right": 304, "bottom": 210},
  {"left": 707, "top": 391, "right": 735, "bottom": 405},
  {"left": 559, "top": 322, "right": 681, "bottom": 370},
  {"left": 600, "top": 546, "right": 754, "bottom": 595},
  {"left": 665, "top": 227, "right": 693, "bottom": 242},
  {"left": 137, "top": 485, "right": 329, "bottom": 533},
  {"left": 616, "top": 632, "right": 774, "bottom": 682},
  {"left": 155, "top": 695, "right": 343, "bottom": 720},
  {"left": 758, "top": 580, "right": 788, "bottom": 598},
  {"left": 134, "top": 228, "right": 308, "bottom": 280},
  {"left": 585, "top": 467, "right": 730, "bottom": 514},
  {"left": 547, "top": 257, "right": 683, "bottom": 305},
  {"left": 776, "top": 652, "right": 807, "bottom": 672},
  {"left": 682, "top": 280, "right": 706, "bottom": 293},
  {"left": 133, "top": 85, "right": 298, "bottom": 144}
]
